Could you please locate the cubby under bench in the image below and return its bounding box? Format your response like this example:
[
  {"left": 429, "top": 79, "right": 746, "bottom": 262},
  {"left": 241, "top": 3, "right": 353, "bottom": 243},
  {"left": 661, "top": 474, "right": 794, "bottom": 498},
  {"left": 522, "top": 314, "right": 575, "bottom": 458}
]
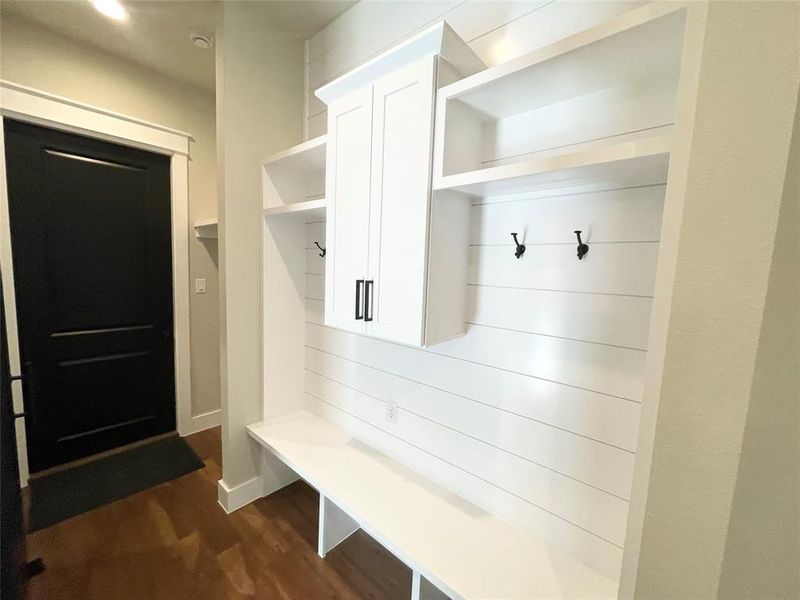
[{"left": 247, "top": 410, "right": 617, "bottom": 600}]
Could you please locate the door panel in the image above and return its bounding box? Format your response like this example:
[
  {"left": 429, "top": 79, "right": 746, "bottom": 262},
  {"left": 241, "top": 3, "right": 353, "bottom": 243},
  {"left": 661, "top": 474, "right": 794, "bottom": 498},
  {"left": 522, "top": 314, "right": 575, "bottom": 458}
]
[
  {"left": 4, "top": 119, "right": 175, "bottom": 472},
  {"left": 366, "top": 58, "right": 437, "bottom": 346},
  {"left": 324, "top": 86, "right": 373, "bottom": 334}
]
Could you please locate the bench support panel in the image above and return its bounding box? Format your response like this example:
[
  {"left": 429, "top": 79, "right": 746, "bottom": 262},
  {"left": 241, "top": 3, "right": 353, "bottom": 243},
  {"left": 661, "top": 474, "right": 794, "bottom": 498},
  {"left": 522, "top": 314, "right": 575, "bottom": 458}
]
[
  {"left": 412, "top": 570, "right": 451, "bottom": 600},
  {"left": 261, "top": 447, "right": 299, "bottom": 496},
  {"left": 318, "top": 494, "right": 360, "bottom": 558}
]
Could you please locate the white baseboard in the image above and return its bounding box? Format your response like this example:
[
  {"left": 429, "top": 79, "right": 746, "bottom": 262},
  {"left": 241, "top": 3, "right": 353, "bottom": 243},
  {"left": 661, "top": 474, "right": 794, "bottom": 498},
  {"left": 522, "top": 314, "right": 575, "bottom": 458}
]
[
  {"left": 180, "top": 408, "right": 221, "bottom": 436},
  {"left": 217, "top": 476, "right": 263, "bottom": 514},
  {"left": 217, "top": 449, "right": 300, "bottom": 513}
]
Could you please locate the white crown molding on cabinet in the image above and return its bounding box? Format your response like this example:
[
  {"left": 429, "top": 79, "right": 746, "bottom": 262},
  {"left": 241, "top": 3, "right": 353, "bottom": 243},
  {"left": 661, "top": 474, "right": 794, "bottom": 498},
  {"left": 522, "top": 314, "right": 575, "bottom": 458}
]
[
  {"left": 314, "top": 21, "right": 485, "bottom": 104},
  {"left": 0, "top": 81, "right": 199, "bottom": 487}
]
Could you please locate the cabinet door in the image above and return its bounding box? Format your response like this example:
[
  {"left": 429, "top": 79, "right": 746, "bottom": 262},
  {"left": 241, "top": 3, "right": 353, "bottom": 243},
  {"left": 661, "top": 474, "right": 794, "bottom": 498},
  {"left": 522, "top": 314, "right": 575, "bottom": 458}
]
[
  {"left": 324, "top": 85, "right": 373, "bottom": 334},
  {"left": 365, "top": 58, "right": 437, "bottom": 346}
]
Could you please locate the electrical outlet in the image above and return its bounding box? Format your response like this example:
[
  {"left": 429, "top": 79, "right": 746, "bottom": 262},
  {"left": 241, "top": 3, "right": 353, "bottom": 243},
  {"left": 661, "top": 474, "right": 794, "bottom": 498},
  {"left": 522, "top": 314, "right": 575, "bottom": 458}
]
[
  {"left": 385, "top": 399, "right": 398, "bottom": 425},
  {"left": 194, "top": 278, "right": 207, "bottom": 294}
]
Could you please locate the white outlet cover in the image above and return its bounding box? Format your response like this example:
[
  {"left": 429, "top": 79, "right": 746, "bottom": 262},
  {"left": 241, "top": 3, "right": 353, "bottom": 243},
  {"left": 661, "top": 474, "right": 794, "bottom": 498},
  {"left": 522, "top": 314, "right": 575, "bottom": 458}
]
[
  {"left": 385, "top": 399, "right": 398, "bottom": 424},
  {"left": 194, "top": 278, "right": 207, "bottom": 294}
]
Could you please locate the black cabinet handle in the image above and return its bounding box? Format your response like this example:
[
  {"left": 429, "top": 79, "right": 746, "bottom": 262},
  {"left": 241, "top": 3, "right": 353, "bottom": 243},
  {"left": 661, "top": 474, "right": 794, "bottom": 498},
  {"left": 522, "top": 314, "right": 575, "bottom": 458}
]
[
  {"left": 364, "top": 280, "right": 374, "bottom": 322},
  {"left": 355, "top": 279, "right": 364, "bottom": 320}
]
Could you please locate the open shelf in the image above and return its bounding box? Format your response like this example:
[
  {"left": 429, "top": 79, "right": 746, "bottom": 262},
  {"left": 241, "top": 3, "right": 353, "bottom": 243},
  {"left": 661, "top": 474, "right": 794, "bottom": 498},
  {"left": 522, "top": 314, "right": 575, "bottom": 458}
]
[
  {"left": 263, "top": 198, "right": 326, "bottom": 221},
  {"left": 434, "top": 133, "right": 671, "bottom": 197},
  {"left": 434, "top": 3, "right": 686, "bottom": 196},
  {"left": 194, "top": 218, "right": 218, "bottom": 239},
  {"left": 263, "top": 135, "right": 326, "bottom": 170},
  {"left": 263, "top": 135, "right": 327, "bottom": 209}
]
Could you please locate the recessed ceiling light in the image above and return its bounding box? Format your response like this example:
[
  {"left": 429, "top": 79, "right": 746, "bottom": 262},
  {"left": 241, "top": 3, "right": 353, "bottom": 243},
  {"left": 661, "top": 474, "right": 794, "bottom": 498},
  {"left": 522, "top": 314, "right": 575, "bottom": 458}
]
[
  {"left": 90, "top": 0, "right": 128, "bottom": 22},
  {"left": 190, "top": 33, "right": 214, "bottom": 50}
]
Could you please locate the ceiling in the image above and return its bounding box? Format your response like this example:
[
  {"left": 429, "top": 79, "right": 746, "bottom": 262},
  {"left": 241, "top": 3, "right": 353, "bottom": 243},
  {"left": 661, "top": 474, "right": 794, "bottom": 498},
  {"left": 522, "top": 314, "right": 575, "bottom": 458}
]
[{"left": 1, "top": 0, "right": 356, "bottom": 93}]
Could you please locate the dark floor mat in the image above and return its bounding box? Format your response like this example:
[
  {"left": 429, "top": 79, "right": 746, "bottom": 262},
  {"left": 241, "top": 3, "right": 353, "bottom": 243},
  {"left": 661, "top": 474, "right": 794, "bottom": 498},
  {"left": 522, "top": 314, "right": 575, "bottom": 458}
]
[{"left": 27, "top": 435, "right": 203, "bottom": 532}]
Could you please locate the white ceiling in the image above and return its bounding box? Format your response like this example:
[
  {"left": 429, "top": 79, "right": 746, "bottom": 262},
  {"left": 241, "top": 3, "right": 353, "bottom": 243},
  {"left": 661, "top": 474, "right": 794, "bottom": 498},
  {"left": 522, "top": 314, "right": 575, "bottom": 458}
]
[{"left": 1, "top": 0, "right": 356, "bottom": 93}]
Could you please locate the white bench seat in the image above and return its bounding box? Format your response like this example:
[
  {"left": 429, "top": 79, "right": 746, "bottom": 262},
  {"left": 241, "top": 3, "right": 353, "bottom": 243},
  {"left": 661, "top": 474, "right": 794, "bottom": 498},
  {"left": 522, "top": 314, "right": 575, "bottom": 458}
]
[{"left": 247, "top": 410, "right": 618, "bottom": 600}]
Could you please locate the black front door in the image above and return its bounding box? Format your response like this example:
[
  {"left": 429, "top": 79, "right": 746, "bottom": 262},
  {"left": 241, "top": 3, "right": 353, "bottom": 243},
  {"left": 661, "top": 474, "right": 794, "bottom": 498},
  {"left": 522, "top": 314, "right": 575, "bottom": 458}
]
[{"left": 4, "top": 119, "right": 176, "bottom": 472}]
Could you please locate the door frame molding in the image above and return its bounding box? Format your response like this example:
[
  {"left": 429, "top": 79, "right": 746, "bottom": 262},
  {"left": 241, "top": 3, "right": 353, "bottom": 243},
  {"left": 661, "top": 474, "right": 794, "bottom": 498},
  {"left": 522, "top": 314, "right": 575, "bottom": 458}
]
[{"left": 0, "top": 80, "right": 196, "bottom": 484}]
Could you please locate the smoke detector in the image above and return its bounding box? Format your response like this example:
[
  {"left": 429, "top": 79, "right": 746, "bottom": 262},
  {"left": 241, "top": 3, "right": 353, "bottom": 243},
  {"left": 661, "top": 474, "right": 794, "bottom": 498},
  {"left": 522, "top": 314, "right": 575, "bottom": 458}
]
[{"left": 190, "top": 33, "right": 213, "bottom": 50}]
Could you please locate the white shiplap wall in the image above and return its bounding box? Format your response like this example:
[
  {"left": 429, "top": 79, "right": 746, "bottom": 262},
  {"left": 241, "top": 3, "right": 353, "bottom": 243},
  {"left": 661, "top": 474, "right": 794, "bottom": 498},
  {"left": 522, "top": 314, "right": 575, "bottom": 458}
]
[{"left": 302, "top": 0, "right": 661, "bottom": 580}]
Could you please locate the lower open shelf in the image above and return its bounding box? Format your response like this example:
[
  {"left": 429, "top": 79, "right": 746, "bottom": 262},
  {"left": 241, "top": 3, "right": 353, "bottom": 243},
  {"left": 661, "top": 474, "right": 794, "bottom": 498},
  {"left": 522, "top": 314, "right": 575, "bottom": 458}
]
[
  {"left": 263, "top": 198, "right": 326, "bottom": 220},
  {"left": 248, "top": 409, "right": 618, "bottom": 599},
  {"left": 434, "top": 134, "right": 671, "bottom": 197}
]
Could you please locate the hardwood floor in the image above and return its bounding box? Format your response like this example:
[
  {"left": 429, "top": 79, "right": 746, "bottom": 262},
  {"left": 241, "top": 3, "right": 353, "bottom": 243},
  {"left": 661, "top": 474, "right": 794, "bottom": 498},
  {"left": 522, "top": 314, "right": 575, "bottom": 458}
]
[{"left": 24, "top": 427, "right": 412, "bottom": 600}]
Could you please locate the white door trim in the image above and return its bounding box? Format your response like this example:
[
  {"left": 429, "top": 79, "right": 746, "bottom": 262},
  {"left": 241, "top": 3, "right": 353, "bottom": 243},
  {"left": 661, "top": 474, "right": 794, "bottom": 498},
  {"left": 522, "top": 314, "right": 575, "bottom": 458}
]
[{"left": 0, "top": 80, "right": 196, "bottom": 485}]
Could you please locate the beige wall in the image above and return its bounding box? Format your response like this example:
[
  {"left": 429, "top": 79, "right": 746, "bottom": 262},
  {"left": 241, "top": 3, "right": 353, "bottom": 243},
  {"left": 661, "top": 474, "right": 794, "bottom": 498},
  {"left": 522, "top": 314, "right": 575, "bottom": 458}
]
[
  {"left": 623, "top": 2, "right": 800, "bottom": 597},
  {"left": 717, "top": 87, "right": 800, "bottom": 600},
  {"left": 0, "top": 12, "right": 220, "bottom": 419},
  {"left": 215, "top": 2, "right": 304, "bottom": 489}
]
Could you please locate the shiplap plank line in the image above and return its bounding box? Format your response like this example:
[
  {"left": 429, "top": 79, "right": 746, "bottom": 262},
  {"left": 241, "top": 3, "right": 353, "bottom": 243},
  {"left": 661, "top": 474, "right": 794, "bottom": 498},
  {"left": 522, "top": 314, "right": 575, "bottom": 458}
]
[
  {"left": 306, "top": 347, "right": 635, "bottom": 494},
  {"left": 306, "top": 221, "right": 326, "bottom": 248},
  {"left": 306, "top": 248, "right": 326, "bottom": 275},
  {"left": 467, "top": 0, "right": 647, "bottom": 67},
  {"left": 430, "top": 323, "right": 646, "bottom": 400},
  {"left": 305, "top": 315, "right": 644, "bottom": 401},
  {"left": 469, "top": 243, "right": 659, "bottom": 297},
  {"left": 306, "top": 393, "right": 624, "bottom": 579},
  {"left": 305, "top": 321, "right": 643, "bottom": 449},
  {"left": 470, "top": 185, "right": 665, "bottom": 245},
  {"left": 467, "top": 285, "right": 653, "bottom": 350},
  {"left": 306, "top": 273, "right": 325, "bottom": 300},
  {"left": 307, "top": 298, "right": 324, "bottom": 325},
  {"left": 306, "top": 371, "right": 629, "bottom": 545}
]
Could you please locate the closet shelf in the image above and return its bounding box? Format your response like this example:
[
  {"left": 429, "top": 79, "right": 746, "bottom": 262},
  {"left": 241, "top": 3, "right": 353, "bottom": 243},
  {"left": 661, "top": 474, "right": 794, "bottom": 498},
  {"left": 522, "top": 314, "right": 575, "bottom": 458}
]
[
  {"left": 194, "top": 218, "right": 218, "bottom": 239},
  {"left": 263, "top": 198, "right": 326, "bottom": 220},
  {"left": 433, "top": 134, "right": 672, "bottom": 197}
]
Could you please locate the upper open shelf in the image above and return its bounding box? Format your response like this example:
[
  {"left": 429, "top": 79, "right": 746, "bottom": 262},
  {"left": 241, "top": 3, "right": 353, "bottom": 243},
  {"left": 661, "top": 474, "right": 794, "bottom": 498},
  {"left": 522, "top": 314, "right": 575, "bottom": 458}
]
[
  {"left": 263, "top": 198, "right": 326, "bottom": 221},
  {"left": 434, "top": 132, "right": 671, "bottom": 197},
  {"left": 433, "top": 3, "right": 687, "bottom": 197},
  {"left": 263, "top": 135, "right": 326, "bottom": 210}
]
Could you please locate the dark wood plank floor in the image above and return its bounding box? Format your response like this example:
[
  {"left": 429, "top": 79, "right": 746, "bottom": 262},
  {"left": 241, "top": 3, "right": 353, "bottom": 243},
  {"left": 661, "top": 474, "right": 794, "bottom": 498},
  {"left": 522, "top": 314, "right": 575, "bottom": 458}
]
[{"left": 24, "top": 427, "right": 412, "bottom": 600}]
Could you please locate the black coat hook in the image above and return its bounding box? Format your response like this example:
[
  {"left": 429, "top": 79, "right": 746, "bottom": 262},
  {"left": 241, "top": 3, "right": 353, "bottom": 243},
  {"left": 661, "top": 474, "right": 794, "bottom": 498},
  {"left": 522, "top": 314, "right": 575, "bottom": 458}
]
[
  {"left": 574, "top": 231, "right": 589, "bottom": 260},
  {"left": 314, "top": 241, "right": 326, "bottom": 258},
  {"left": 511, "top": 233, "right": 526, "bottom": 259}
]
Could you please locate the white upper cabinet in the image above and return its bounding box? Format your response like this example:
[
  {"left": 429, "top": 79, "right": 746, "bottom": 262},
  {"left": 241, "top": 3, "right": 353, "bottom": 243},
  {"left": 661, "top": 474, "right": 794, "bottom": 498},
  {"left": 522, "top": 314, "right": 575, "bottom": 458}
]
[
  {"left": 324, "top": 86, "right": 373, "bottom": 334},
  {"left": 366, "top": 58, "right": 436, "bottom": 345},
  {"left": 317, "top": 22, "right": 484, "bottom": 347}
]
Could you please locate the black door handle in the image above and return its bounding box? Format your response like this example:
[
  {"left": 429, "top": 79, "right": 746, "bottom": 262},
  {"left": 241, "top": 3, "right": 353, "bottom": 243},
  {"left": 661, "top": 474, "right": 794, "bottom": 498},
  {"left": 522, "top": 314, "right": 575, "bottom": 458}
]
[
  {"left": 364, "top": 280, "right": 374, "bottom": 322},
  {"left": 11, "top": 362, "right": 33, "bottom": 420},
  {"left": 355, "top": 279, "right": 364, "bottom": 320}
]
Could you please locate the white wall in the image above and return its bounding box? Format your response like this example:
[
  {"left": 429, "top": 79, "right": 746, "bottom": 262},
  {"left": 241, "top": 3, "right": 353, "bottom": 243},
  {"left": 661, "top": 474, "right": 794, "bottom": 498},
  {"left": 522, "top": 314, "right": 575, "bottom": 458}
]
[
  {"left": 216, "top": 2, "right": 304, "bottom": 492},
  {"left": 303, "top": 0, "right": 663, "bottom": 579},
  {"left": 0, "top": 13, "right": 220, "bottom": 442}
]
